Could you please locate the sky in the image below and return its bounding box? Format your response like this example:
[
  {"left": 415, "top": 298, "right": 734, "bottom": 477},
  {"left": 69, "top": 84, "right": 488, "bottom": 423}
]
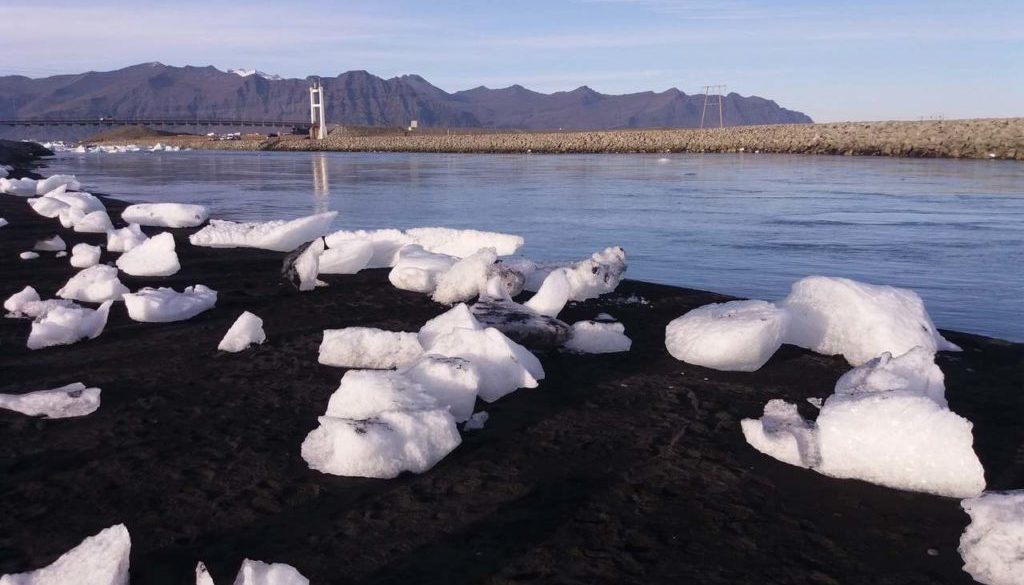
[{"left": 1, "top": 0, "right": 1021, "bottom": 122}]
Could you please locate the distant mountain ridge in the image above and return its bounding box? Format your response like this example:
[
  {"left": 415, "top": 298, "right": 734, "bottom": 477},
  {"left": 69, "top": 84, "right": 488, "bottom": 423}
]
[{"left": 0, "top": 63, "right": 812, "bottom": 130}]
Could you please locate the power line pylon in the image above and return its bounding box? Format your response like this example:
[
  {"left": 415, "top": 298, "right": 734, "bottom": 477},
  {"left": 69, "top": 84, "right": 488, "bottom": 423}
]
[{"left": 700, "top": 84, "right": 727, "bottom": 129}]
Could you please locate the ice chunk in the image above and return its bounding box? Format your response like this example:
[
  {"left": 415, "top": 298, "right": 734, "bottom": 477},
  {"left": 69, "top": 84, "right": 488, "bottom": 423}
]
[
  {"left": 464, "top": 411, "right": 489, "bottom": 431},
  {"left": 417, "top": 303, "right": 484, "bottom": 350},
  {"left": 399, "top": 355, "right": 481, "bottom": 422},
  {"left": 218, "top": 311, "right": 266, "bottom": 352},
  {"left": 740, "top": 400, "right": 819, "bottom": 468},
  {"left": 33, "top": 235, "right": 66, "bottom": 252},
  {"left": 45, "top": 189, "right": 104, "bottom": 215},
  {"left": 780, "top": 275, "right": 959, "bottom": 366},
  {"left": 0, "top": 383, "right": 101, "bottom": 418},
  {"left": 57, "top": 265, "right": 130, "bottom": 303},
  {"left": 564, "top": 319, "right": 632, "bottom": 353},
  {"left": 317, "top": 240, "right": 374, "bottom": 274},
  {"left": 959, "top": 491, "right": 1024, "bottom": 585},
  {"left": 564, "top": 246, "right": 627, "bottom": 301},
  {"left": 106, "top": 224, "right": 149, "bottom": 253},
  {"left": 27, "top": 301, "right": 112, "bottom": 350},
  {"left": 523, "top": 268, "right": 571, "bottom": 317},
  {"left": 195, "top": 562, "right": 214, "bottom": 585},
  {"left": 115, "top": 232, "right": 180, "bottom": 277},
  {"left": 27, "top": 196, "right": 69, "bottom": 218},
  {"left": 35, "top": 174, "right": 82, "bottom": 194},
  {"left": 816, "top": 390, "right": 985, "bottom": 498},
  {"left": 0, "top": 218, "right": 7, "bottom": 228},
  {"left": 19, "top": 252, "right": 39, "bottom": 260},
  {"left": 0, "top": 177, "right": 38, "bottom": 196},
  {"left": 432, "top": 248, "right": 497, "bottom": 305},
  {"left": 0, "top": 524, "right": 129, "bottom": 585},
  {"left": 72, "top": 210, "right": 114, "bottom": 234},
  {"left": 428, "top": 327, "right": 544, "bottom": 403},
  {"left": 302, "top": 408, "right": 461, "bottom": 479},
  {"left": 665, "top": 300, "right": 790, "bottom": 372},
  {"left": 123, "top": 285, "right": 217, "bottom": 323},
  {"left": 4, "top": 287, "right": 76, "bottom": 319},
  {"left": 324, "top": 370, "right": 439, "bottom": 420},
  {"left": 471, "top": 299, "right": 571, "bottom": 349},
  {"left": 281, "top": 238, "right": 325, "bottom": 291},
  {"left": 834, "top": 347, "right": 947, "bottom": 408},
  {"left": 121, "top": 203, "right": 209, "bottom": 228},
  {"left": 405, "top": 227, "right": 524, "bottom": 258},
  {"left": 388, "top": 245, "right": 457, "bottom": 293},
  {"left": 324, "top": 229, "right": 412, "bottom": 268},
  {"left": 189, "top": 211, "right": 337, "bottom": 252},
  {"left": 318, "top": 327, "right": 423, "bottom": 369},
  {"left": 69, "top": 243, "right": 102, "bottom": 269},
  {"left": 231, "top": 559, "right": 309, "bottom": 585}
]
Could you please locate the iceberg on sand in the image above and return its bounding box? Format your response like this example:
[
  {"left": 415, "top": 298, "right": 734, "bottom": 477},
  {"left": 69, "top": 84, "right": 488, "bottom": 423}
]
[
  {"left": 0, "top": 383, "right": 101, "bottom": 419},
  {"left": 115, "top": 232, "right": 180, "bottom": 277},
  {"left": 959, "top": 491, "right": 1024, "bottom": 585},
  {"left": 27, "top": 301, "right": 112, "bottom": 350},
  {"left": 0, "top": 524, "right": 129, "bottom": 585},
  {"left": 189, "top": 211, "right": 337, "bottom": 252},
  {"left": 217, "top": 311, "right": 266, "bottom": 352},
  {"left": 123, "top": 285, "right": 217, "bottom": 323},
  {"left": 318, "top": 327, "right": 423, "bottom": 369},
  {"left": 57, "top": 265, "right": 130, "bottom": 303},
  {"left": 665, "top": 300, "right": 789, "bottom": 372},
  {"left": 121, "top": 203, "right": 209, "bottom": 228}
]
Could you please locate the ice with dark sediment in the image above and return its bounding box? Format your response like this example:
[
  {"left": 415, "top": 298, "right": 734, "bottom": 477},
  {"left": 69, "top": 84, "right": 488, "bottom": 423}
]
[
  {"left": 281, "top": 238, "right": 325, "bottom": 291},
  {"left": 33, "top": 235, "right": 66, "bottom": 252},
  {"left": 123, "top": 285, "right": 217, "bottom": 323},
  {"left": 471, "top": 298, "right": 571, "bottom": 349},
  {"left": 0, "top": 383, "right": 101, "bottom": 418}
]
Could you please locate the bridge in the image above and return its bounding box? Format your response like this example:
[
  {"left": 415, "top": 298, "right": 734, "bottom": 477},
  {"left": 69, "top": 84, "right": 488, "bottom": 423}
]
[{"left": 0, "top": 118, "right": 312, "bottom": 132}]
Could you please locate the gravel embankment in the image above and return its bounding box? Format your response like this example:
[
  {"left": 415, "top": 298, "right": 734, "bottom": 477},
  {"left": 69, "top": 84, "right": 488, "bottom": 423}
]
[{"left": 90, "top": 118, "right": 1024, "bottom": 160}]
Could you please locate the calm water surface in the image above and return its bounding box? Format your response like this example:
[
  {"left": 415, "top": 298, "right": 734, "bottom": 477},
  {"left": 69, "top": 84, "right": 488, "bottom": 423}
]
[{"left": 47, "top": 151, "right": 1024, "bottom": 341}]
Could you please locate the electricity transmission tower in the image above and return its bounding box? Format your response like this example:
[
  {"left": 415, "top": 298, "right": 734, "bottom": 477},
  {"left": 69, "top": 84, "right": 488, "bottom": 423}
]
[{"left": 700, "top": 84, "right": 727, "bottom": 129}]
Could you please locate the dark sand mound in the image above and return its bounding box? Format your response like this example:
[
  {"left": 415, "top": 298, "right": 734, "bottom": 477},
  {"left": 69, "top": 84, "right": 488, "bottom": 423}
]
[
  {"left": 85, "top": 126, "right": 187, "bottom": 143},
  {"left": 0, "top": 140, "right": 52, "bottom": 167},
  {"left": 0, "top": 192, "right": 1021, "bottom": 585}
]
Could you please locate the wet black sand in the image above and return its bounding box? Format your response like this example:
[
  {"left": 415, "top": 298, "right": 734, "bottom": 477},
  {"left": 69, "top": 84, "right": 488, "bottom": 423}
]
[{"left": 0, "top": 160, "right": 1021, "bottom": 584}]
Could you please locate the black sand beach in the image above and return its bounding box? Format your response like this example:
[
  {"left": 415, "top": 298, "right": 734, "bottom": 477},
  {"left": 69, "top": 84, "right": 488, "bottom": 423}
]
[{"left": 1, "top": 153, "right": 1021, "bottom": 584}]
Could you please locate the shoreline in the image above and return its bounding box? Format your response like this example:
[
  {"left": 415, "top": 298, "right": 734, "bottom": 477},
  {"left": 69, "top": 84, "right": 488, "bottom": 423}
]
[
  {"left": 2, "top": 152, "right": 1022, "bottom": 583},
  {"left": 80, "top": 118, "right": 1024, "bottom": 160}
]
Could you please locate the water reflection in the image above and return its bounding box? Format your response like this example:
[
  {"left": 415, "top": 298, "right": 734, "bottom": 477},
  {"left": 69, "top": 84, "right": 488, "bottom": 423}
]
[{"left": 312, "top": 153, "right": 330, "bottom": 214}]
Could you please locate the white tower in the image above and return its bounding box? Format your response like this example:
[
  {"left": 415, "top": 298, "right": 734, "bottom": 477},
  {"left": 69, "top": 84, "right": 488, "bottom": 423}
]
[{"left": 309, "top": 80, "right": 326, "bottom": 140}]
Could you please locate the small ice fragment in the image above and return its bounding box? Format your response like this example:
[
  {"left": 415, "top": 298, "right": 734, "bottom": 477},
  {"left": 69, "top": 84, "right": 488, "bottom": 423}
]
[
  {"left": 123, "top": 285, "right": 217, "bottom": 323},
  {"left": 121, "top": 203, "right": 209, "bottom": 228},
  {"left": 564, "top": 319, "right": 632, "bottom": 353},
  {"left": 318, "top": 327, "right": 423, "bottom": 369},
  {"left": 19, "top": 251, "right": 39, "bottom": 260},
  {"left": 33, "top": 235, "right": 66, "bottom": 252},
  {"left": 0, "top": 383, "right": 101, "bottom": 418},
  {"left": 231, "top": 559, "right": 309, "bottom": 585},
  {"left": 217, "top": 311, "right": 266, "bottom": 352},
  {"left": 740, "top": 399, "right": 819, "bottom": 468},
  {"left": 464, "top": 411, "right": 489, "bottom": 431},
  {"left": 115, "top": 232, "right": 180, "bottom": 277},
  {"left": 57, "top": 265, "right": 130, "bottom": 303},
  {"left": 0, "top": 524, "right": 129, "bottom": 585},
  {"left": 70, "top": 243, "right": 102, "bottom": 269}
]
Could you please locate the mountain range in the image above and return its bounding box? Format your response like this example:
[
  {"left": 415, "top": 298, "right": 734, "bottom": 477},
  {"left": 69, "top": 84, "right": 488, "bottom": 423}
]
[{"left": 0, "top": 63, "right": 811, "bottom": 133}]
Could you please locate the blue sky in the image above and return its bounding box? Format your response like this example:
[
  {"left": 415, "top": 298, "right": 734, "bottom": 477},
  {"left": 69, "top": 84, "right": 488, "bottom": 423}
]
[{"left": 1, "top": 0, "right": 1021, "bottom": 121}]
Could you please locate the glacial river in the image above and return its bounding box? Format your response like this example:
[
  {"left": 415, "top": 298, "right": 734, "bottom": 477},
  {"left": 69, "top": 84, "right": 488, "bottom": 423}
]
[{"left": 46, "top": 150, "right": 1024, "bottom": 341}]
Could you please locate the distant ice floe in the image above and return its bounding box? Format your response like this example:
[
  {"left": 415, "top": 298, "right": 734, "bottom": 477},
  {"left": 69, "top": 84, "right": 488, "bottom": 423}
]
[
  {"left": 27, "top": 301, "right": 112, "bottom": 350},
  {"left": 123, "top": 285, "right": 217, "bottom": 323},
  {"left": 218, "top": 311, "right": 266, "bottom": 352},
  {"left": 122, "top": 203, "right": 209, "bottom": 228},
  {"left": 106, "top": 224, "right": 149, "bottom": 253},
  {"left": 301, "top": 370, "right": 462, "bottom": 479},
  {"left": 742, "top": 347, "right": 985, "bottom": 498},
  {"left": 189, "top": 211, "right": 337, "bottom": 252},
  {"left": 0, "top": 524, "right": 130, "bottom": 585},
  {"left": 57, "top": 265, "right": 130, "bottom": 303},
  {"left": 318, "top": 327, "right": 423, "bottom": 369},
  {"left": 69, "top": 243, "right": 102, "bottom": 269},
  {"left": 665, "top": 300, "right": 789, "bottom": 372},
  {"left": 959, "top": 491, "right": 1024, "bottom": 585},
  {"left": 0, "top": 383, "right": 101, "bottom": 418},
  {"left": 115, "top": 232, "right": 180, "bottom": 277},
  {"left": 564, "top": 318, "right": 632, "bottom": 354}
]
